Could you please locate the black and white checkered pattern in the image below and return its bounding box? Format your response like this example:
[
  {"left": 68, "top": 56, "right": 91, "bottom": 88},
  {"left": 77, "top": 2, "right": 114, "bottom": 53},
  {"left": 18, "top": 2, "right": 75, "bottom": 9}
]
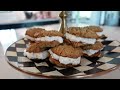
[{"left": 5, "top": 38, "right": 120, "bottom": 78}]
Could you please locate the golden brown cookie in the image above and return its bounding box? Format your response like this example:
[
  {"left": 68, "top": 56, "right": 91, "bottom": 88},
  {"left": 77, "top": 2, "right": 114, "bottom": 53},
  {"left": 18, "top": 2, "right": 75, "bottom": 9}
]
[
  {"left": 83, "top": 51, "right": 102, "bottom": 57},
  {"left": 83, "top": 26, "right": 103, "bottom": 32},
  {"left": 34, "top": 30, "right": 64, "bottom": 38},
  {"left": 64, "top": 38, "right": 85, "bottom": 47},
  {"left": 51, "top": 44, "right": 83, "bottom": 58},
  {"left": 24, "top": 42, "right": 49, "bottom": 60},
  {"left": 83, "top": 26, "right": 106, "bottom": 39},
  {"left": 36, "top": 41, "right": 62, "bottom": 48},
  {"left": 27, "top": 40, "right": 60, "bottom": 51},
  {"left": 26, "top": 43, "right": 46, "bottom": 53},
  {"left": 82, "top": 41, "right": 103, "bottom": 57},
  {"left": 67, "top": 27, "right": 99, "bottom": 39},
  {"left": 26, "top": 28, "right": 64, "bottom": 47},
  {"left": 48, "top": 44, "right": 83, "bottom": 68},
  {"left": 25, "top": 28, "right": 45, "bottom": 38},
  {"left": 82, "top": 41, "right": 103, "bottom": 50}
]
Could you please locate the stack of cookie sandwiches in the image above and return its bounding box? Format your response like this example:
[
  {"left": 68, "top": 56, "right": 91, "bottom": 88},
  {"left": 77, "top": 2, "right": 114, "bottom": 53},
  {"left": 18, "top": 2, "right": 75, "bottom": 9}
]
[
  {"left": 83, "top": 26, "right": 107, "bottom": 39},
  {"left": 82, "top": 41, "right": 103, "bottom": 57},
  {"left": 64, "top": 26, "right": 104, "bottom": 58},
  {"left": 24, "top": 27, "right": 64, "bottom": 61},
  {"left": 48, "top": 44, "right": 83, "bottom": 68},
  {"left": 25, "top": 27, "right": 45, "bottom": 44},
  {"left": 81, "top": 26, "right": 105, "bottom": 57},
  {"left": 23, "top": 25, "right": 105, "bottom": 68},
  {"left": 24, "top": 43, "right": 49, "bottom": 60},
  {"left": 64, "top": 27, "right": 98, "bottom": 47}
]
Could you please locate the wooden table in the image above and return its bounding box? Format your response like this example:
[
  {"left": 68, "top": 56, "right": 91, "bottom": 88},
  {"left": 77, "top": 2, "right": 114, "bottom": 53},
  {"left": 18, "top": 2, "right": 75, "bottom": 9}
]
[{"left": 1, "top": 23, "right": 120, "bottom": 79}]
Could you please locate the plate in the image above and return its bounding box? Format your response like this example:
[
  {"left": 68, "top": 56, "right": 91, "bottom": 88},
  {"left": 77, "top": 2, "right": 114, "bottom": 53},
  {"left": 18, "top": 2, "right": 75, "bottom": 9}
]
[{"left": 5, "top": 38, "right": 120, "bottom": 79}]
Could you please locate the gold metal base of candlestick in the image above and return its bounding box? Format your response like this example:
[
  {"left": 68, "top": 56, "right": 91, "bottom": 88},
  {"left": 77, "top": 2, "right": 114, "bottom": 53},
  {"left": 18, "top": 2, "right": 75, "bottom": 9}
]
[{"left": 59, "top": 11, "right": 67, "bottom": 34}]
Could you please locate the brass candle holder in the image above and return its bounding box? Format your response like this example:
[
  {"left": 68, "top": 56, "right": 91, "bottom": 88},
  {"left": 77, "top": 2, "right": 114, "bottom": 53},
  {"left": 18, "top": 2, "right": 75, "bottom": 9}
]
[{"left": 59, "top": 11, "right": 67, "bottom": 34}]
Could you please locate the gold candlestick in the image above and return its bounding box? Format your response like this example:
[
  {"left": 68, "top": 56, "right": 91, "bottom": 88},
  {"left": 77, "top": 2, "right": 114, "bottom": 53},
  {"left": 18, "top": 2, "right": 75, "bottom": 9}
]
[{"left": 59, "top": 11, "right": 67, "bottom": 34}]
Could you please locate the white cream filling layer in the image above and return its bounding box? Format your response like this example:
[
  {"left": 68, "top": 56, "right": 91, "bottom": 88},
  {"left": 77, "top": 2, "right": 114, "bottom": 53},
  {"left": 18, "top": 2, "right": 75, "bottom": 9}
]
[
  {"left": 26, "top": 35, "right": 35, "bottom": 41},
  {"left": 25, "top": 35, "right": 63, "bottom": 43},
  {"left": 49, "top": 50, "right": 81, "bottom": 65},
  {"left": 83, "top": 49, "right": 99, "bottom": 56},
  {"left": 65, "top": 33, "right": 96, "bottom": 44},
  {"left": 97, "top": 32, "right": 103, "bottom": 36},
  {"left": 35, "top": 36, "right": 63, "bottom": 43},
  {"left": 24, "top": 49, "right": 49, "bottom": 59}
]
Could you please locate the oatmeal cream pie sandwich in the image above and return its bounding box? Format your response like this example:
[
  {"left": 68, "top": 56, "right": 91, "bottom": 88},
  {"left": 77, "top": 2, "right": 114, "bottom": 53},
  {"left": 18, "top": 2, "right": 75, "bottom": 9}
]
[
  {"left": 25, "top": 27, "right": 45, "bottom": 41},
  {"left": 82, "top": 41, "right": 104, "bottom": 57},
  {"left": 64, "top": 27, "right": 99, "bottom": 47},
  {"left": 24, "top": 43, "right": 49, "bottom": 60},
  {"left": 48, "top": 44, "right": 83, "bottom": 68},
  {"left": 83, "top": 26, "right": 107, "bottom": 39},
  {"left": 34, "top": 30, "right": 64, "bottom": 47}
]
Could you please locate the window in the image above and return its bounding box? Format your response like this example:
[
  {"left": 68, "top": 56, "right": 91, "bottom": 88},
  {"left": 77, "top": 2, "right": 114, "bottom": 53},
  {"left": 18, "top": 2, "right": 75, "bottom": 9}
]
[
  {"left": 67, "top": 11, "right": 102, "bottom": 25},
  {"left": 78, "top": 11, "right": 92, "bottom": 23},
  {"left": 67, "top": 11, "right": 92, "bottom": 24},
  {"left": 78, "top": 11, "right": 92, "bottom": 18}
]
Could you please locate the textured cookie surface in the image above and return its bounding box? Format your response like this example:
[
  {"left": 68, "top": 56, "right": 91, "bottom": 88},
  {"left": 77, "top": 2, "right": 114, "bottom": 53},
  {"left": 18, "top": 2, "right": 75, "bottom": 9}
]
[
  {"left": 25, "top": 28, "right": 45, "bottom": 38},
  {"left": 83, "top": 51, "right": 102, "bottom": 57},
  {"left": 34, "top": 30, "right": 64, "bottom": 37},
  {"left": 51, "top": 44, "right": 83, "bottom": 58},
  {"left": 64, "top": 38, "right": 85, "bottom": 47},
  {"left": 83, "top": 26, "right": 103, "bottom": 32},
  {"left": 36, "top": 41, "right": 61, "bottom": 48},
  {"left": 67, "top": 27, "right": 99, "bottom": 38},
  {"left": 26, "top": 43, "right": 46, "bottom": 53},
  {"left": 82, "top": 41, "right": 103, "bottom": 50}
]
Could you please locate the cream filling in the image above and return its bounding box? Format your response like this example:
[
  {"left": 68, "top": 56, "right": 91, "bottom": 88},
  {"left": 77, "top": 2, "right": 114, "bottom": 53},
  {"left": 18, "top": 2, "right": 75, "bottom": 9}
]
[
  {"left": 65, "top": 33, "right": 96, "bottom": 44},
  {"left": 25, "top": 35, "right": 63, "bottom": 43},
  {"left": 35, "top": 36, "right": 63, "bottom": 43},
  {"left": 25, "top": 35, "right": 35, "bottom": 41},
  {"left": 97, "top": 32, "right": 103, "bottom": 36},
  {"left": 24, "top": 49, "right": 49, "bottom": 59},
  {"left": 49, "top": 50, "right": 81, "bottom": 65},
  {"left": 83, "top": 49, "right": 99, "bottom": 56}
]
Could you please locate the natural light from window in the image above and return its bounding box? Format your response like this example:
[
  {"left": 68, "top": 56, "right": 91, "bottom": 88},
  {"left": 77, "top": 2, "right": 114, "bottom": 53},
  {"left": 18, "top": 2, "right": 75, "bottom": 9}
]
[{"left": 79, "top": 11, "right": 92, "bottom": 18}]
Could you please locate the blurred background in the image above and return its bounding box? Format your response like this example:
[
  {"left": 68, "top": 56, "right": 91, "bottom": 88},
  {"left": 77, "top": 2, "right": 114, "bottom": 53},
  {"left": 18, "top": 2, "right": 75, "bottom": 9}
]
[
  {"left": 66, "top": 11, "right": 120, "bottom": 26},
  {"left": 0, "top": 11, "right": 119, "bottom": 29}
]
